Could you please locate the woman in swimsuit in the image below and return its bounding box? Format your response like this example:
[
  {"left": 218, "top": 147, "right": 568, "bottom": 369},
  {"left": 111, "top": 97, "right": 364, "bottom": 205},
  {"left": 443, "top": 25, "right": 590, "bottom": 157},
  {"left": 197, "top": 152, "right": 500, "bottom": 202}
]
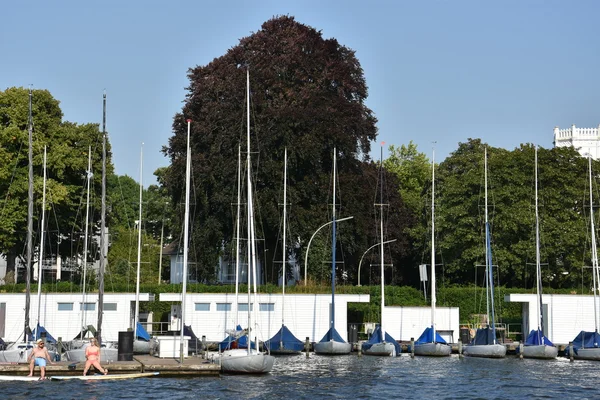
[{"left": 83, "top": 338, "right": 108, "bottom": 376}]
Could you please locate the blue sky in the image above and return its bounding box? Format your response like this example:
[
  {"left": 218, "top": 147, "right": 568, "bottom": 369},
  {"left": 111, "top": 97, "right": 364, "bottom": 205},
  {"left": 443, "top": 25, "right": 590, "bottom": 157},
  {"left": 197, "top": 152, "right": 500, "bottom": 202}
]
[{"left": 2, "top": 0, "right": 599, "bottom": 185}]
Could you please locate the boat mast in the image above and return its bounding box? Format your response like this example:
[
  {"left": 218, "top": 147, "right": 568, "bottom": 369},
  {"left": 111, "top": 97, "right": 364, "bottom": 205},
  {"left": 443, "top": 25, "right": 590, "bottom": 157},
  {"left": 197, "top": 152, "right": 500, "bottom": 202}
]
[
  {"left": 36, "top": 146, "right": 47, "bottom": 330},
  {"left": 331, "top": 147, "right": 337, "bottom": 334},
  {"left": 431, "top": 147, "right": 436, "bottom": 339},
  {"left": 246, "top": 69, "right": 260, "bottom": 350},
  {"left": 282, "top": 147, "right": 288, "bottom": 334},
  {"left": 379, "top": 145, "right": 386, "bottom": 341},
  {"left": 97, "top": 91, "right": 106, "bottom": 345},
  {"left": 589, "top": 157, "right": 599, "bottom": 332},
  {"left": 180, "top": 119, "right": 192, "bottom": 363},
  {"left": 24, "top": 87, "right": 33, "bottom": 342},
  {"left": 134, "top": 145, "right": 143, "bottom": 340},
  {"left": 234, "top": 145, "right": 241, "bottom": 328},
  {"left": 81, "top": 147, "right": 92, "bottom": 337},
  {"left": 534, "top": 146, "right": 544, "bottom": 336},
  {"left": 484, "top": 148, "right": 490, "bottom": 322},
  {"left": 485, "top": 148, "right": 497, "bottom": 343}
]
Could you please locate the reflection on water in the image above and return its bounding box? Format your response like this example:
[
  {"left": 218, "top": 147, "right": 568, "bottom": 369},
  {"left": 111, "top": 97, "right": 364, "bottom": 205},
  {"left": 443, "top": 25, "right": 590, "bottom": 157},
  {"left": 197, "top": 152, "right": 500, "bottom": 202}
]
[{"left": 1, "top": 354, "right": 599, "bottom": 399}]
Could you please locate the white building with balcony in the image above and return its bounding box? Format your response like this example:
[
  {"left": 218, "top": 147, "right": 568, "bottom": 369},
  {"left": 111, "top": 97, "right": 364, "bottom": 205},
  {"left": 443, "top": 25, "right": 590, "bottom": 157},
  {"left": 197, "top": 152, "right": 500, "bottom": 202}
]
[{"left": 554, "top": 124, "right": 600, "bottom": 159}]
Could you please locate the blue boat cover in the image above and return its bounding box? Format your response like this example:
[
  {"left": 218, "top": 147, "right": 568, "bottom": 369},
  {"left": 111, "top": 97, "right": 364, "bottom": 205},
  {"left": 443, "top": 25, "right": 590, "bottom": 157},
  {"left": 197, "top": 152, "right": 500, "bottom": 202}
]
[
  {"left": 415, "top": 326, "right": 447, "bottom": 345},
  {"left": 361, "top": 324, "right": 401, "bottom": 354},
  {"left": 565, "top": 330, "right": 600, "bottom": 356},
  {"left": 524, "top": 329, "right": 554, "bottom": 346},
  {"left": 136, "top": 322, "right": 151, "bottom": 341},
  {"left": 470, "top": 327, "right": 496, "bottom": 345},
  {"left": 318, "top": 327, "right": 347, "bottom": 343},
  {"left": 29, "top": 324, "right": 57, "bottom": 343},
  {"left": 265, "top": 325, "right": 304, "bottom": 352},
  {"left": 219, "top": 325, "right": 256, "bottom": 351}
]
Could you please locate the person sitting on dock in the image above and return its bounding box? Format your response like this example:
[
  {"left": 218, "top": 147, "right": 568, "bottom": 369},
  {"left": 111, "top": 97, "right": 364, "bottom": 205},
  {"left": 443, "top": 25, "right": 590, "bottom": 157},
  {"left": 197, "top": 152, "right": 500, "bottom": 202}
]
[
  {"left": 83, "top": 338, "right": 108, "bottom": 376},
  {"left": 27, "top": 339, "right": 54, "bottom": 380}
]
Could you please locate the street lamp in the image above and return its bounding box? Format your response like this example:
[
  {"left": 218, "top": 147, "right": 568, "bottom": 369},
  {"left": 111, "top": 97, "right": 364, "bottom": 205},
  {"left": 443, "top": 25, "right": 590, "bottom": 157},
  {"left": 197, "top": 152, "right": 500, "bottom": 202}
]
[
  {"left": 304, "top": 216, "right": 353, "bottom": 285},
  {"left": 357, "top": 239, "right": 397, "bottom": 286}
]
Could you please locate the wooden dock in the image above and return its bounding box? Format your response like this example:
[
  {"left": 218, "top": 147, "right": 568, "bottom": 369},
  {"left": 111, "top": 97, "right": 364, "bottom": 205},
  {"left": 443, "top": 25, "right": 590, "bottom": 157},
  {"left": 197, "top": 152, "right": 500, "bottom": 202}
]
[{"left": 0, "top": 355, "right": 220, "bottom": 377}]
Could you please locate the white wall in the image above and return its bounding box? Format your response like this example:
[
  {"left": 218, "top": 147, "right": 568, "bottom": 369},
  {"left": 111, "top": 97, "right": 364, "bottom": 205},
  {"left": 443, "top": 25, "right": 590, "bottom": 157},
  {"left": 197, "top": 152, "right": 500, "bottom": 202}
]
[
  {"left": 383, "top": 306, "right": 460, "bottom": 343},
  {"left": 0, "top": 293, "right": 149, "bottom": 343},
  {"left": 159, "top": 292, "right": 370, "bottom": 343},
  {"left": 506, "top": 293, "right": 599, "bottom": 344}
]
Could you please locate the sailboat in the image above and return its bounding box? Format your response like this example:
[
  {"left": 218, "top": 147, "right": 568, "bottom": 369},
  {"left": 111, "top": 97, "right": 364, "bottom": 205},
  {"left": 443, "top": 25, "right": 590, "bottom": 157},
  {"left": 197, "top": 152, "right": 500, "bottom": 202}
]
[
  {"left": 220, "top": 70, "right": 275, "bottom": 373},
  {"left": 313, "top": 148, "right": 352, "bottom": 355},
  {"left": 31, "top": 146, "right": 58, "bottom": 346},
  {"left": 0, "top": 89, "right": 58, "bottom": 362},
  {"left": 413, "top": 148, "right": 452, "bottom": 357},
  {"left": 218, "top": 146, "right": 252, "bottom": 352},
  {"left": 463, "top": 147, "right": 506, "bottom": 358},
  {"left": 565, "top": 156, "right": 600, "bottom": 360},
  {"left": 64, "top": 94, "right": 117, "bottom": 362},
  {"left": 131, "top": 145, "right": 157, "bottom": 355},
  {"left": 266, "top": 147, "right": 304, "bottom": 355},
  {"left": 361, "top": 145, "right": 400, "bottom": 357},
  {"left": 521, "top": 145, "right": 558, "bottom": 359}
]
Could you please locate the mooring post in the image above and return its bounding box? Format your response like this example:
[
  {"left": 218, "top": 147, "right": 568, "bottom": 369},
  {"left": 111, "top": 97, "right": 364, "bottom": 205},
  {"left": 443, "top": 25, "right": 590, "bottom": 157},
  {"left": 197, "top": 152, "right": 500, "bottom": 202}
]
[
  {"left": 357, "top": 341, "right": 362, "bottom": 357},
  {"left": 458, "top": 338, "right": 462, "bottom": 358},
  {"left": 519, "top": 342, "right": 523, "bottom": 359},
  {"left": 305, "top": 337, "right": 310, "bottom": 358},
  {"left": 569, "top": 341, "right": 574, "bottom": 362},
  {"left": 410, "top": 337, "right": 415, "bottom": 359},
  {"left": 202, "top": 335, "right": 206, "bottom": 359},
  {"left": 54, "top": 336, "right": 62, "bottom": 361}
]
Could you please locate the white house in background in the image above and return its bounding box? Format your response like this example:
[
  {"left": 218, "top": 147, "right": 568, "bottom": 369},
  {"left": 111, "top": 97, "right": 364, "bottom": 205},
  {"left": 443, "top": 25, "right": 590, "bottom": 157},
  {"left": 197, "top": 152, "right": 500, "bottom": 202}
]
[
  {"left": 0, "top": 292, "right": 151, "bottom": 343},
  {"left": 159, "top": 292, "right": 370, "bottom": 343},
  {"left": 383, "top": 306, "right": 460, "bottom": 344},
  {"left": 505, "top": 293, "right": 599, "bottom": 345},
  {"left": 554, "top": 124, "right": 600, "bottom": 159}
]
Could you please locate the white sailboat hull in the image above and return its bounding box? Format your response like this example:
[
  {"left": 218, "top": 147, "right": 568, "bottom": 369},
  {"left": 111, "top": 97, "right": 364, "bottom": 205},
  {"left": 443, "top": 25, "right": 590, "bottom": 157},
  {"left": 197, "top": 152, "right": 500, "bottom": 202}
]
[
  {"left": 573, "top": 348, "right": 600, "bottom": 361},
  {"left": 62, "top": 348, "right": 119, "bottom": 362},
  {"left": 413, "top": 342, "right": 452, "bottom": 357},
  {"left": 462, "top": 344, "right": 506, "bottom": 358},
  {"left": 522, "top": 345, "right": 558, "bottom": 359},
  {"left": 313, "top": 340, "right": 352, "bottom": 355},
  {"left": 363, "top": 342, "right": 396, "bottom": 357},
  {"left": 0, "top": 344, "right": 58, "bottom": 363},
  {"left": 133, "top": 338, "right": 158, "bottom": 355},
  {"left": 220, "top": 348, "right": 274, "bottom": 373}
]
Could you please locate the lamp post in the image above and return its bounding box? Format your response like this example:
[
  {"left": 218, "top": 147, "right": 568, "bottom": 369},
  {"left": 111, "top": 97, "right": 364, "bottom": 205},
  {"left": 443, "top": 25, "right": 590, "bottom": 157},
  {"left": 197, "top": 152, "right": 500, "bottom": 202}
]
[
  {"left": 357, "top": 239, "right": 397, "bottom": 286},
  {"left": 304, "top": 216, "right": 353, "bottom": 285}
]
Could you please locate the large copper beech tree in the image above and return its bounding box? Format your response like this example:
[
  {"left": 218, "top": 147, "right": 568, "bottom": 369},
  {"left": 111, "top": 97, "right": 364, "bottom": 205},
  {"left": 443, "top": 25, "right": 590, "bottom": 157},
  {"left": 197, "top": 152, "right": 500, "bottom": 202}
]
[{"left": 163, "top": 16, "right": 411, "bottom": 285}]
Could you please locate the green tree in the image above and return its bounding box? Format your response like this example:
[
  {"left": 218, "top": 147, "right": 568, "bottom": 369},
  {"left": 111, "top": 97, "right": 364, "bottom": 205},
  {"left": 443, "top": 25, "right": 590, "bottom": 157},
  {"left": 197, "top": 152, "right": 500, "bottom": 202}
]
[
  {"left": 0, "top": 87, "right": 113, "bottom": 280},
  {"left": 435, "top": 139, "right": 589, "bottom": 288}
]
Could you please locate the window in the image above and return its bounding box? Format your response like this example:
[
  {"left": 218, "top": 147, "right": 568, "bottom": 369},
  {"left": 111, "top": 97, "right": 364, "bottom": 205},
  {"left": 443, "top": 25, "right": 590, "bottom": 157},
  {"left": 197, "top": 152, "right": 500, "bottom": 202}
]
[
  {"left": 216, "top": 303, "right": 231, "bottom": 312},
  {"left": 57, "top": 303, "right": 73, "bottom": 311},
  {"left": 238, "top": 303, "right": 253, "bottom": 312},
  {"left": 195, "top": 303, "right": 210, "bottom": 311},
  {"left": 259, "top": 303, "right": 274, "bottom": 312},
  {"left": 80, "top": 302, "right": 96, "bottom": 311},
  {"left": 103, "top": 303, "right": 117, "bottom": 311}
]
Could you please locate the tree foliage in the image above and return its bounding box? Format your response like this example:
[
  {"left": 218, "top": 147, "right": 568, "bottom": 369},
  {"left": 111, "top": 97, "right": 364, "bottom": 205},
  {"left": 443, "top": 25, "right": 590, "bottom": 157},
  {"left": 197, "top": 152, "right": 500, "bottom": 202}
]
[
  {"left": 162, "top": 16, "right": 394, "bottom": 284},
  {"left": 434, "top": 139, "right": 590, "bottom": 289},
  {"left": 0, "top": 87, "right": 113, "bottom": 279}
]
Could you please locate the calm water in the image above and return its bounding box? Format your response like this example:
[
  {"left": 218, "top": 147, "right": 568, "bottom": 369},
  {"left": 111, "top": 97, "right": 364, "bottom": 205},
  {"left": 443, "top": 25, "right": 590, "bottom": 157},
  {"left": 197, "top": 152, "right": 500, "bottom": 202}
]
[{"left": 2, "top": 355, "right": 598, "bottom": 399}]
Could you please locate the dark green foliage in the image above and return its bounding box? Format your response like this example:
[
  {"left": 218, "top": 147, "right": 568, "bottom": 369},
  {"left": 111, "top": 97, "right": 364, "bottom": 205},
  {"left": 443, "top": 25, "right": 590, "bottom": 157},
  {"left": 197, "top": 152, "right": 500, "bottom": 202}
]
[
  {"left": 433, "top": 140, "right": 591, "bottom": 289},
  {"left": 162, "top": 16, "right": 396, "bottom": 284}
]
